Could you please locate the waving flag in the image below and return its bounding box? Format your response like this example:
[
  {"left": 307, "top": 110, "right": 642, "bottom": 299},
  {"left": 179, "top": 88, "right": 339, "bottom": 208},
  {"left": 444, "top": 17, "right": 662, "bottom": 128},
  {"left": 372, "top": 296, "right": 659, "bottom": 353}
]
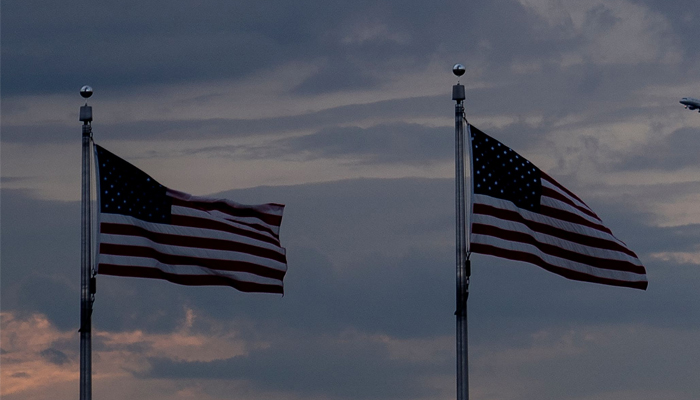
[
  {"left": 94, "top": 144, "right": 287, "bottom": 294},
  {"left": 468, "top": 125, "right": 647, "bottom": 290}
]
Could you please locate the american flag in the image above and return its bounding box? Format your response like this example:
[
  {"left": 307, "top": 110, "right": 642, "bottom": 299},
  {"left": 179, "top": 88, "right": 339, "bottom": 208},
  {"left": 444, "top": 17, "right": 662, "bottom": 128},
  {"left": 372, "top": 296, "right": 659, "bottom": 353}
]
[
  {"left": 468, "top": 125, "right": 648, "bottom": 290},
  {"left": 94, "top": 144, "right": 287, "bottom": 294}
]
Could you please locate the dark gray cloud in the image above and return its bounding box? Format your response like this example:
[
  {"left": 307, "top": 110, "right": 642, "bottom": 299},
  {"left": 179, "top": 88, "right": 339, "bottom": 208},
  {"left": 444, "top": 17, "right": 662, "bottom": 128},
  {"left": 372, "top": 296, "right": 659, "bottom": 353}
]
[
  {"left": 93, "top": 335, "right": 152, "bottom": 355},
  {"left": 8, "top": 0, "right": 674, "bottom": 99},
  {"left": 631, "top": 0, "right": 700, "bottom": 57},
  {"left": 13, "top": 275, "right": 76, "bottom": 331},
  {"left": 0, "top": 176, "right": 34, "bottom": 184},
  {"left": 4, "top": 0, "right": 455, "bottom": 95},
  {"left": 611, "top": 127, "right": 700, "bottom": 171},
  {"left": 597, "top": 204, "right": 700, "bottom": 254},
  {"left": 1, "top": 95, "right": 450, "bottom": 145},
  {"left": 144, "top": 332, "right": 448, "bottom": 400},
  {"left": 1, "top": 1, "right": 329, "bottom": 95},
  {"left": 1, "top": 190, "right": 79, "bottom": 330},
  {"left": 40, "top": 348, "right": 71, "bottom": 366},
  {"left": 470, "top": 321, "right": 700, "bottom": 399},
  {"left": 293, "top": 61, "right": 382, "bottom": 95},
  {"left": 4, "top": 0, "right": 693, "bottom": 171},
  {"left": 241, "top": 123, "right": 453, "bottom": 165},
  {"left": 466, "top": 63, "right": 686, "bottom": 121}
]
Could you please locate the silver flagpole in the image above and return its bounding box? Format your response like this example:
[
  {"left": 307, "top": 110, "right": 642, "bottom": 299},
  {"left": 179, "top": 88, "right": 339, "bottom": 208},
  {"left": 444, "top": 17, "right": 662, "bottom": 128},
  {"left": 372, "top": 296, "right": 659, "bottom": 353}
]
[
  {"left": 452, "top": 64, "right": 470, "bottom": 400},
  {"left": 79, "top": 85, "right": 94, "bottom": 400}
]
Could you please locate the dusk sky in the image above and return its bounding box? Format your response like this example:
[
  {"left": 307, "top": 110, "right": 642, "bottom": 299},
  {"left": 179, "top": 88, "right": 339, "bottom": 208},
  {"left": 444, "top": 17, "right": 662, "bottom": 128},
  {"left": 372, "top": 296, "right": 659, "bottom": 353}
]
[{"left": 2, "top": 1, "right": 700, "bottom": 399}]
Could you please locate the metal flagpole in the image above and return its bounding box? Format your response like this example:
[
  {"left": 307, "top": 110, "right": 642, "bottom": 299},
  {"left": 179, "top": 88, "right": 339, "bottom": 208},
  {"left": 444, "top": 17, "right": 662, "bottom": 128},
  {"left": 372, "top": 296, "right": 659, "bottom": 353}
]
[
  {"left": 79, "top": 85, "right": 95, "bottom": 400},
  {"left": 452, "top": 64, "right": 470, "bottom": 400}
]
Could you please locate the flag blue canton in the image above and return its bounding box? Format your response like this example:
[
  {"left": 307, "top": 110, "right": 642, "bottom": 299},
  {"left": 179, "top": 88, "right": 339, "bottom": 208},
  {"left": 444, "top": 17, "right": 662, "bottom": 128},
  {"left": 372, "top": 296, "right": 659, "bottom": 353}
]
[
  {"left": 96, "top": 145, "right": 172, "bottom": 224},
  {"left": 471, "top": 126, "right": 542, "bottom": 212}
]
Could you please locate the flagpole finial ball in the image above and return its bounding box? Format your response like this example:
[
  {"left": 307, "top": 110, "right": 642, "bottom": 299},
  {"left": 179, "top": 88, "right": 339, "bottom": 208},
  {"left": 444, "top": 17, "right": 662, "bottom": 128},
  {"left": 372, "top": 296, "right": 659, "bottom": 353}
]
[
  {"left": 452, "top": 64, "right": 466, "bottom": 77},
  {"left": 80, "top": 86, "right": 93, "bottom": 99}
]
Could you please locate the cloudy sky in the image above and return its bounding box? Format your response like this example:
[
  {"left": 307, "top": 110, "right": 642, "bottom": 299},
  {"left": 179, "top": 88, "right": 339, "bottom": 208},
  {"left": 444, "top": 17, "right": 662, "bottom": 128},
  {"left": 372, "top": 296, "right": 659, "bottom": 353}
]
[{"left": 3, "top": 0, "right": 700, "bottom": 399}]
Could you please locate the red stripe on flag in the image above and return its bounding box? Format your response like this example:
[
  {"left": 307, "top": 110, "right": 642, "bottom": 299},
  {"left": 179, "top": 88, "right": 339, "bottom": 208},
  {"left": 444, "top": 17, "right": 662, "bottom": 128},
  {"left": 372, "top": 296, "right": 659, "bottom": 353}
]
[{"left": 98, "top": 264, "right": 284, "bottom": 293}]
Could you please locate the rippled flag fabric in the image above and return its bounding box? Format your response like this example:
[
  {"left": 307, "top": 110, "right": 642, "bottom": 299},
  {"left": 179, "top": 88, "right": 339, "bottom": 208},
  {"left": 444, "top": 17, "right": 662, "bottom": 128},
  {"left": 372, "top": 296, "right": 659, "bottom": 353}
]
[
  {"left": 468, "top": 125, "right": 647, "bottom": 290},
  {"left": 94, "top": 144, "right": 287, "bottom": 294}
]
